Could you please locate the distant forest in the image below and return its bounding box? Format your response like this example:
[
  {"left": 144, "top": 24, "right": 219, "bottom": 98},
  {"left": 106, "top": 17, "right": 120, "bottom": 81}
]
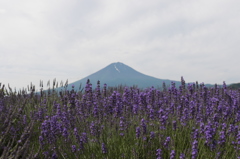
[{"left": 228, "top": 83, "right": 240, "bottom": 89}]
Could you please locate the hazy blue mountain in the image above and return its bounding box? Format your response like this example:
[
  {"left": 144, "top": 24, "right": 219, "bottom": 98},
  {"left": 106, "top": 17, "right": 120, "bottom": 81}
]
[
  {"left": 66, "top": 62, "right": 184, "bottom": 90},
  {"left": 54, "top": 62, "right": 214, "bottom": 91}
]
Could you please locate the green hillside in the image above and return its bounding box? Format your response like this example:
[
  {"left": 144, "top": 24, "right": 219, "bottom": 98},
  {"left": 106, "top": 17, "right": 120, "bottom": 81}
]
[{"left": 228, "top": 83, "right": 240, "bottom": 89}]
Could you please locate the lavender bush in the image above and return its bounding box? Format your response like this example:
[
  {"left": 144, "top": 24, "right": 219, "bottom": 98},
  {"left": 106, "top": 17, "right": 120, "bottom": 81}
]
[{"left": 0, "top": 78, "right": 240, "bottom": 158}]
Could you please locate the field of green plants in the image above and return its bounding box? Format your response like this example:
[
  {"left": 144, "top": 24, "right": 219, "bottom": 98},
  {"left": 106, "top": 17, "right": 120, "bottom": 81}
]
[{"left": 0, "top": 77, "right": 240, "bottom": 159}]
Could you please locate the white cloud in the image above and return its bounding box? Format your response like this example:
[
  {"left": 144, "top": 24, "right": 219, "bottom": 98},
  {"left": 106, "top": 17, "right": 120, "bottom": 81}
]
[{"left": 0, "top": 0, "right": 240, "bottom": 90}]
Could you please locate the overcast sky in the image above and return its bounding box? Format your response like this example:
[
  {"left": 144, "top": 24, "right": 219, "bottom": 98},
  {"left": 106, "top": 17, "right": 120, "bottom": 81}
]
[{"left": 1, "top": 0, "right": 240, "bottom": 91}]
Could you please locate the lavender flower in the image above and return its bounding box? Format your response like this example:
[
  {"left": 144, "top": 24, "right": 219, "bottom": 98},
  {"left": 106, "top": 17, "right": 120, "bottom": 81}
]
[
  {"left": 149, "top": 108, "right": 155, "bottom": 119},
  {"left": 62, "top": 127, "right": 68, "bottom": 139},
  {"left": 179, "top": 153, "right": 185, "bottom": 159},
  {"left": 2, "top": 77, "right": 240, "bottom": 158},
  {"left": 133, "top": 104, "right": 139, "bottom": 114},
  {"left": 170, "top": 150, "right": 176, "bottom": 159},
  {"left": 39, "top": 135, "right": 44, "bottom": 146},
  {"left": 204, "top": 123, "right": 214, "bottom": 145},
  {"left": 237, "top": 130, "right": 240, "bottom": 150},
  {"left": 23, "top": 115, "right": 27, "bottom": 125},
  {"left": 192, "top": 129, "right": 199, "bottom": 140},
  {"left": 164, "top": 136, "right": 171, "bottom": 148},
  {"left": 191, "top": 140, "right": 198, "bottom": 159},
  {"left": 93, "top": 103, "right": 99, "bottom": 117},
  {"left": 120, "top": 133, "right": 124, "bottom": 136},
  {"left": 74, "top": 127, "right": 80, "bottom": 140},
  {"left": 52, "top": 152, "right": 57, "bottom": 159},
  {"left": 119, "top": 116, "right": 125, "bottom": 131},
  {"left": 136, "top": 127, "right": 141, "bottom": 138},
  {"left": 141, "top": 118, "right": 147, "bottom": 134},
  {"left": 102, "top": 143, "right": 108, "bottom": 154},
  {"left": 172, "top": 120, "right": 177, "bottom": 131},
  {"left": 150, "top": 131, "right": 155, "bottom": 139},
  {"left": 72, "top": 145, "right": 77, "bottom": 153},
  {"left": 42, "top": 151, "right": 49, "bottom": 158},
  {"left": 143, "top": 136, "right": 147, "bottom": 141},
  {"left": 218, "top": 130, "right": 226, "bottom": 145},
  {"left": 90, "top": 121, "right": 96, "bottom": 136},
  {"left": 156, "top": 149, "right": 162, "bottom": 159},
  {"left": 81, "top": 132, "right": 88, "bottom": 143}
]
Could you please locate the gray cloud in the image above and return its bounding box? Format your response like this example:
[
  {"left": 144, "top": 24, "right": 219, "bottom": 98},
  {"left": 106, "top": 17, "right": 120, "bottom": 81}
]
[{"left": 1, "top": 0, "right": 240, "bottom": 90}]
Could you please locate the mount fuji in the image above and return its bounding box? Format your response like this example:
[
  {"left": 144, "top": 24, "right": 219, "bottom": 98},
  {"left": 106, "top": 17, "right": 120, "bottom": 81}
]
[{"left": 60, "top": 62, "right": 182, "bottom": 90}]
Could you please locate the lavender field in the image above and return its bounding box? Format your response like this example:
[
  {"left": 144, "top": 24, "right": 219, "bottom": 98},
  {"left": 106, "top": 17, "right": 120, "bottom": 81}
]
[{"left": 0, "top": 78, "right": 240, "bottom": 159}]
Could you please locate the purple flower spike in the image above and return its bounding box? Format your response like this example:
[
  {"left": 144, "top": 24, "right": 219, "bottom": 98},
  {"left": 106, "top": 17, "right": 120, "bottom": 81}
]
[
  {"left": 164, "top": 136, "right": 171, "bottom": 148},
  {"left": 156, "top": 149, "right": 162, "bottom": 159},
  {"left": 180, "top": 153, "right": 185, "bottom": 159},
  {"left": 81, "top": 132, "right": 88, "bottom": 143},
  {"left": 39, "top": 136, "right": 44, "bottom": 145},
  {"left": 120, "top": 133, "right": 124, "bottom": 136},
  {"left": 237, "top": 130, "right": 240, "bottom": 144},
  {"left": 119, "top": 117, "right": 125, "bottom": 131},
  {"left": 43, "top": 151, "right": 49, "bottom": 158},
  {"left": 52, "top": 152, "right": 57, "bottom": 159},
  {"left": 62, "top": 127, "right": 68, "bottom": 139},
  {"left": 136, "top": 127, "right": 141, "bottom": 138},
  {"left": 191, "top": 140, "right": 198, "bottom": 159},
  {"left": 133, "top": 104, "right": 138, "bottom": 114},
  {"left": 102, "top": 143, "right": 108, "bottom": 154},
  {"left": 90, "top": 121, "right": 96, "bottom": 136},
  {"left": 172, "top": 120, "right": 177, "bottom": 131},
  {"left": 141, "top": 118, "right": 147, "bottom": 134},
  {"left": 218, "top": 131, "right": 226, "bottom": 145},
  {"left": 72, "top": 145, "right": 77, "bottom": 153},
  {"left": 149, "top": 108, "right": 155, "bottom": 119},
  {"left": 170, "top": 150, "right": 176, "bottom": 159},
  {"left": 150, "top": 131, "right": 155, "bottom": 139}
]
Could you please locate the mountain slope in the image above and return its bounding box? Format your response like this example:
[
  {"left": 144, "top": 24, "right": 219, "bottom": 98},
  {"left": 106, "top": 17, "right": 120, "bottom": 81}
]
[
  {"left": 60, "top": 62, "right": 181, "bottom": 90},
  {"left": 54, "top": 62, "right": 216, "bottom": 91}
]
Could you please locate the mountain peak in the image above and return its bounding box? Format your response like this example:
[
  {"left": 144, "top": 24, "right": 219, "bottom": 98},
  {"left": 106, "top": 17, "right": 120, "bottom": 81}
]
[
  {"left": 108, "top": 62, "right": 129, "bottom": 73},
  {"left": 62, "top": 62, "right": 182, "bottom": 89},
  {"left": 110, "top": 62, "right": 124, "bottom": 66}
]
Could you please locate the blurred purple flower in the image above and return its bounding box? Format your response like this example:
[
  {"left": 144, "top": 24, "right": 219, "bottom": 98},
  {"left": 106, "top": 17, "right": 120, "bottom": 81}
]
[
  {"left": 170, "top": 150, "right": 176, "bottom": 159},
  {"left": 120, "top": 133, "right": 124, "bottom": 136},
  {"left": 156, "top": 149, "right": 162, "bottom": 159},
  {"left": 102, "top": 143, "right": 108, "bottom": 154},
  {"left": 150, "top": 131, "right": 155, "bottom": 139},
  {"left": 149, "top": 108, "right": 155, "bottom": 119},
  {"left": 136, "top": 127, "right": 141, "bottom": 138},
  {"left": 62, "top": 127, "right": 68, "bottom": 139},
  {"left": 72, "top": 145, "right": 77, "bottom": 153},
  {"left": 172, "top": 120, "right": 177, "bottom": 131},
  {"left": 141, "top": 118, "right": 147, "bottom": 134},
  {"left": 191, "top": 140, "right": 198, "bottom": 159},
  {"left": 52, "top": 152, "right": 57, "bottom": 159},
  {"left": 81, "top": 132, "right": 88, "bottom": 143},
  {"left": 164, "top": 136, "right": 171, "bottom": 148},
  {"left": 218, "top": 130, "right": 226, "bottom": 145},
  {"left": 133, "top": 104, "right": 139, "bottom": 114},
  {"left": 90, "top": 121, "right": 96, "bottom": 136},
  {"left": 119, "top": 117, "right": 125, "bottom": 131},
  {"left": 180, "top": 153, "right": 185, "bottom": 159},
  {"left": 42, "top": 151, "right": 49, "bottom": 158}
]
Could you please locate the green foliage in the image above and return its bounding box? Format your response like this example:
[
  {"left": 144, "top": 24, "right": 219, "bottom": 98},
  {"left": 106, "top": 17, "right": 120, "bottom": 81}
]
[{"left": 228, "top": 83, "right": 240, "bottom": 89}]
